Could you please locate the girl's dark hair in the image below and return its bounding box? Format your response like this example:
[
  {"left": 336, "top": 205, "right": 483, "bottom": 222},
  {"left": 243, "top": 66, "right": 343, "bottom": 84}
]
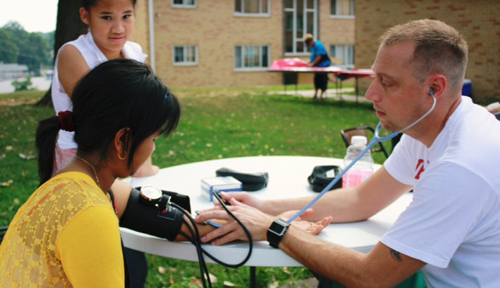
[
  {"left": 36, "top": 59, "right": 180, "bottom": 185},
  {"left": 81, "top": 0, "right": 137, "bottom": 11}
]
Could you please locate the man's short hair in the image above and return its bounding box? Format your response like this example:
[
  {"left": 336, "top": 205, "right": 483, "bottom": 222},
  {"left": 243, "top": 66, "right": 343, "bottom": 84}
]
[
  {"left": 379, "top": 19, "right": 468, "bottom": 94},
  {"left": 303, "top": 34, "right": 314, "bottom": 44}
]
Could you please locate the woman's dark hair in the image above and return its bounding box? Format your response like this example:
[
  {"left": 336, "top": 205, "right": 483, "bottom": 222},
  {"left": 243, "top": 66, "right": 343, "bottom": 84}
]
[
  {"left": 36, "top": 59, "right": 180, "bottom": 185},
  {"left": 82, "top": 0, "right": 137, "bottom": 11}
]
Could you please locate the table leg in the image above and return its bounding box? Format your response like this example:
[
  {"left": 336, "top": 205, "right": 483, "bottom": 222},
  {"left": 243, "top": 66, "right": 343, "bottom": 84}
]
[
  {"left": 337, "top": 79, "right": 344, "bottom": 102},
  {"left": 355, "top": 77, "right": 359, "bottom": 103},
  {"left": 250, "top": 266, "right": 256, "bottom": 288},
  {"left": 335, "top": 78, "right": 339, "bottom": 99}
]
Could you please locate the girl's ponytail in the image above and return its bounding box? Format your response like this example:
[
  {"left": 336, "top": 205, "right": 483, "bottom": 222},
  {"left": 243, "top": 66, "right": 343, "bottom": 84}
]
[{"left": 35, "top": 117, "right": 61, "bottom": 186}]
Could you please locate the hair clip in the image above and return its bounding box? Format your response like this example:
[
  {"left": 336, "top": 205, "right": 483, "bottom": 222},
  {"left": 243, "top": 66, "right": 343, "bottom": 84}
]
[{"left": 165, "top": 94, "right": 168, "bottom": 99}]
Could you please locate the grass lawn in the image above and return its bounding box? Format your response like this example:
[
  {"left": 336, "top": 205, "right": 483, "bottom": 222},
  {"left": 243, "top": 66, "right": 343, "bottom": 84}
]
[{"left": 0, "top": 86, "right": 386, "bottom": 287}]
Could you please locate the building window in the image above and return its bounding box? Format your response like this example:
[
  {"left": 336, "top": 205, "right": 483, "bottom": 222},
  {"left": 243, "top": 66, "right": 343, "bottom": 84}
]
[
  {"left": 234, "top": 0, "right": 270, "bottom": 16},
  {"left": 284, "top": 0, "right": 317, "bottom": 55},
  {"left": 172, "top": 0, "right": 196, "bottom": 8},
  {"left": 234, "top": 45, "right": 270, "bottom": 70},
  {"left": 330, "top": 0, "right": 354, "bottom": 18},
  {"left": 330, "top": 44, "right": 355, "bottom": 67},
  {"left": 173, "top": 45, "right": 198, "bottom": 66}
]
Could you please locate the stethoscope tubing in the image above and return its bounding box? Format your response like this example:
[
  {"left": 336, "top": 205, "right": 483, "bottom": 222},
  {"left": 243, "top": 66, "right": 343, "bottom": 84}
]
[{"left": 288, "top": 96, "right": 436, "bottom": 223}]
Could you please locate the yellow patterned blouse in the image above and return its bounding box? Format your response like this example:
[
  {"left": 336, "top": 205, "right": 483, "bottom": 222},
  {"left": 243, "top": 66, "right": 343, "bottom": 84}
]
[{"left": 0, "top": 172, "right": 124, "bottom": 287}]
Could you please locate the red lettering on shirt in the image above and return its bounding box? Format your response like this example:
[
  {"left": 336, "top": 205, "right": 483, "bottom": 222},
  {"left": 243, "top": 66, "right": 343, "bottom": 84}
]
[{"left": 415, "top": 159, "right": 425, "bottom": 180}]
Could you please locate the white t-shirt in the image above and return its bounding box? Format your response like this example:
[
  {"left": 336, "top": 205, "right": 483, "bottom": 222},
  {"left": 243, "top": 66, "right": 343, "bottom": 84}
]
[
  {"left": 52, "top": 32, "right": 147, "bottom": 149},
  {"left": 382, "top": 96, "right": 500, "bottom": 287}
]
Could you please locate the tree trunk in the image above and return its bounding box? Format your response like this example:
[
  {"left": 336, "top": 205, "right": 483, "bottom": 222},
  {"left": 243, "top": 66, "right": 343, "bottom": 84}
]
[{"left": 35, "top": 0, "right": 88, "bottom": 107}]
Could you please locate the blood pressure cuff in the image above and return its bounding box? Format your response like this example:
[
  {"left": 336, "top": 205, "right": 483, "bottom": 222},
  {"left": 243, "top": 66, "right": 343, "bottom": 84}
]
[
  {"left": 216, "top": 167, "right": 269, "bottom": 191},
  {"left": 120, "top": 188, "right": 184, "bottom": 242}
]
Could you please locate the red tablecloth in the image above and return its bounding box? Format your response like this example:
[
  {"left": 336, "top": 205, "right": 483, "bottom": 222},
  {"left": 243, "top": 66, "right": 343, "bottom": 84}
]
[
  {"left": 333, "top": 69, "right": 375, "bottom": 80},
  {"left": 269, "top": 58, "right": 341, "bottom": 73}
]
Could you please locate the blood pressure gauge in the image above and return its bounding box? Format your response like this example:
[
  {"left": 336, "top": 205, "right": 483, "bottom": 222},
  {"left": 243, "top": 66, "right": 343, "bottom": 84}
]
[{"left": 139, "top": 185, "right": 163, "bottom": 206}]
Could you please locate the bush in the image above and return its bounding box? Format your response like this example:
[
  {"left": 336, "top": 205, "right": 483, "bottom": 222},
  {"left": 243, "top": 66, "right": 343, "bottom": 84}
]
[{"left": 11, "top": 77, "right": 33, "bottom": 92}]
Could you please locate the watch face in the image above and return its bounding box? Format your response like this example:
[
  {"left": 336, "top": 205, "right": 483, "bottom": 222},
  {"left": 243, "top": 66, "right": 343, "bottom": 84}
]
[
  {"left": 270, "top": 219, "right": 290, "bottom": 236},
  {"left": 141, "top": 185, "right": 162, "bottom": 200}
]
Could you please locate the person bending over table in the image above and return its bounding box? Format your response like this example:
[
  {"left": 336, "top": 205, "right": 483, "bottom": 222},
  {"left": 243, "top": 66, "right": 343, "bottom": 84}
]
[
  {"left": 304, "top": 33, "right": 332, "bottom": 100},
  {"left": 196, "top": 19, "right": 500, "bottom": 287}
]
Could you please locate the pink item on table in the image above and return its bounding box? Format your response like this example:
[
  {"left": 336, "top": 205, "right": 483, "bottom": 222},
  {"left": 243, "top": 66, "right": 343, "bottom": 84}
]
[{"left": 270, "top": 58, "right": 309, "bottom": 70}]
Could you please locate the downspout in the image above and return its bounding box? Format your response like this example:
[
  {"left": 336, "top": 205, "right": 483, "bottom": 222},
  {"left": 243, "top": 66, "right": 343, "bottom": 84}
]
[{"left": 148, "top": 0, "right": 156, "bottom": 72}]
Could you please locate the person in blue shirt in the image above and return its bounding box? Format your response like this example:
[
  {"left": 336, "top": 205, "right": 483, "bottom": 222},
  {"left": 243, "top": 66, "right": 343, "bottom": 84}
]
[{"left": 304, "top": 34, "right": 332, "bottom": 100}]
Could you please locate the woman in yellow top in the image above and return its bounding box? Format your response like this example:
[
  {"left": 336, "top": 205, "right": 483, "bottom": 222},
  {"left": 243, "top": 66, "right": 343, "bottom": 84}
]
[{"left": 0, "top": 59, "right": 181, "bottom": 287}]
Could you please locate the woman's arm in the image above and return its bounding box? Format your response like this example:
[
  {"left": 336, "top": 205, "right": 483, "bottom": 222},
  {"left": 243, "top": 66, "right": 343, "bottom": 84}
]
[
  {"left": 57, "top": 207, "right": 124, "bottom": 287},
  {"left": 115, "top": 185, "right": 218, "bottom": 241},
  {"left": 57, "top": 45, "right": 90, "bottom": 98}
]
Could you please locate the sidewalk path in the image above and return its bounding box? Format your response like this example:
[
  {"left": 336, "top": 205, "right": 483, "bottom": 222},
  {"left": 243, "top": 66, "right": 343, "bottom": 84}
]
[
  {"left": 0, "top": 76, "right": 51, "bottom": 94},
  {"left": 0, "top": 77, "right": 368, "bottom": 104},
  {"left": 268, "top": 87, "right": 370, "bottom": 103}
]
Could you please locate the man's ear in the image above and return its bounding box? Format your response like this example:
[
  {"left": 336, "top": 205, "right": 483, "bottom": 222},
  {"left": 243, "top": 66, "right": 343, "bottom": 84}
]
[
  {"left": 80, "top": 7, "right": 90, "bottom": 26},
  {"left": 115, "top": 128, "right": 131, "bottom": 160},
  {"left": 428, "top": 74, "right": 447, "bottom": 100}
]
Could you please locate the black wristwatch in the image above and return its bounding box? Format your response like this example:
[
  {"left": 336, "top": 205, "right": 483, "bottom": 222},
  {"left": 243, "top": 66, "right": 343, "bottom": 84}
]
[
  {"left": 139, "top": 185, "right": 163, "bottom": 206},
  {"left": 267, "top": 219, "right": 290, "bottom": 248}
]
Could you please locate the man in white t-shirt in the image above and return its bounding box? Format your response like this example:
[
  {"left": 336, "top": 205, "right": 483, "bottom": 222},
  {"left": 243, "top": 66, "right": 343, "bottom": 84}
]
[{"left": 196, "top": 19, "right": 500, "bottom": 287}]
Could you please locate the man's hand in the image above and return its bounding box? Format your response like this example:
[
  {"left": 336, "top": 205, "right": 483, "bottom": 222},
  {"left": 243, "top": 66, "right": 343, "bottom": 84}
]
[
  {"left": 279, "top": 210, "right": 332, "bottom": 235},
  {"left": 196, "top": 198, "right": 332, "bottom": 246},
  {"left": 217, "top": 192, "right": 264, "bottom": 210}
]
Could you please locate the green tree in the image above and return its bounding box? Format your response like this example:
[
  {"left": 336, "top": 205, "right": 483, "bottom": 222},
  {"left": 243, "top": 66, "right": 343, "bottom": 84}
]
[
  {"left": 18, "top": 33, "right": 51, "bottom": 74},
  {"left": 2, "top": 21, "right": 51, "bottom": 75},
  {"left": 2, "top": 20, "right": 24, "bottom": 31},
  {"left": 41, "top": 31, "right": 56, "bottom": 56},
  {"left": 0, "top": 29, "right": 19, "bottom": 63}
]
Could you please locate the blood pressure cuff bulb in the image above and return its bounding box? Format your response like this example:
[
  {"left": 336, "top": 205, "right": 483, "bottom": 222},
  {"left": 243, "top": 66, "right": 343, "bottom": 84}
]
[{"left": 120, "top": 188, "right": 184, "bottom": 241}]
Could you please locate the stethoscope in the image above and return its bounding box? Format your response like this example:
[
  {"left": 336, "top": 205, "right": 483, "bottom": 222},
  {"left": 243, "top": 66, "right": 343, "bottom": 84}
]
[{"left": 288, "top": 90, "right": 437, "bottom": 222}]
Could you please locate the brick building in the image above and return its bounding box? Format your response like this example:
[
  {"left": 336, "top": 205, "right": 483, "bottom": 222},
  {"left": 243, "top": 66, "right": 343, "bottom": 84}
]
[
  {"left": 131, "top": 0, "right": 499, "bottom": 101},
  {"left": 130, "top": 0, "right": 356, "bottom": 88},
  {"left": 355, "top": 0, "right": 500, "bottom": 102}
]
